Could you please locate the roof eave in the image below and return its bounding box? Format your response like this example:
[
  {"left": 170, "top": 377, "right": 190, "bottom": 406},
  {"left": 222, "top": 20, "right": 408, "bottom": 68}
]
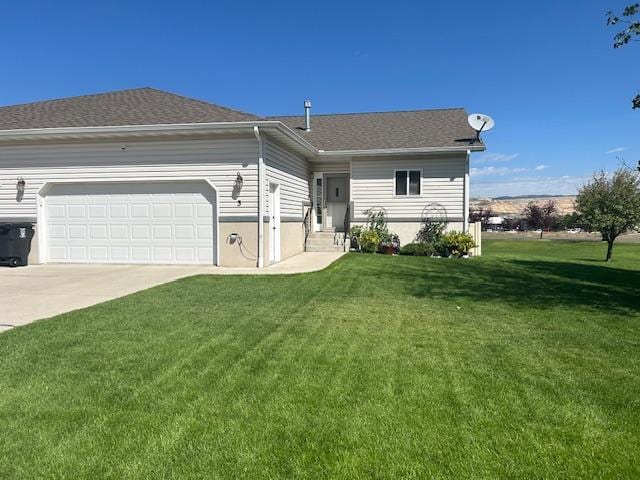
[
  {"left": 0, "top": 122, "right": 486, "bottom": 157},
  {"left": 0, "top": 121, "right": 319, "bottom": 156},
  {"left": 317, "top": 145, "right": 486, "bottom": 157}
]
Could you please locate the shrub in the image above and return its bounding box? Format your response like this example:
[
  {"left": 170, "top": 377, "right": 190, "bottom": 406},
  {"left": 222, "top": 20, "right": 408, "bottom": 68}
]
[
  {"left": 366, "top": 210, "right": 391, "bottom": 242},
  {"left": 399, "top": 243, "right": 436, "bottom": 256},
  {"left": 359, "top": 229, "right": 381, "bottom": 253},
  {"left": 349, "top": 225, "right": 363, "bottom": 250},
  {"left": 416, "top": 220, "right": 445, "bottom": 244},
  {"left": 439, "top": 231, "right": 475, "bottom": 257},
  {"left": 350, "top": 210, "right": 399, "bottom": 254},
  {"left": 378, "top": 234, "right": 401, "bottom": 254}
]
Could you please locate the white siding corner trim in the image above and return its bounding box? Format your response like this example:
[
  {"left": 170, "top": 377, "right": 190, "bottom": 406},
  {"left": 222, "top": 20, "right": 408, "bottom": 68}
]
[{"left": 37, "top": 177, "right": 220, "bottom": 265}]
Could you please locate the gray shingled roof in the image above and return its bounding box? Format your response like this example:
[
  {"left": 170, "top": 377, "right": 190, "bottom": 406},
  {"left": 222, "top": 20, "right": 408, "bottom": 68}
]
[
  {"left": 0, "top": 88, "right": 483, "bottom": 152},
  {"left": 0, "top": 88, "right": 260, "bottom": 130},
  {"left": 269, "top": 109, "right": 481, "bottom": 151}
]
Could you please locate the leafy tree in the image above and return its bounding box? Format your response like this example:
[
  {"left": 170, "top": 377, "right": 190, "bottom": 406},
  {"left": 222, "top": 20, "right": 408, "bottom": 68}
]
[
  {"left": 522, "top": 200, "right": 557, "bottom": 238},
  {"left": 606, "top": 4, "right": 640, "bottom": 108},
  {"left": 559, "top": 212, "right": 584, "bottom": 230},
  {"left": 468, "top": 206, "right": 493, "bottom": 230},
  {"left": 575, "top": 169, "right": 640, "bottom": 261}
]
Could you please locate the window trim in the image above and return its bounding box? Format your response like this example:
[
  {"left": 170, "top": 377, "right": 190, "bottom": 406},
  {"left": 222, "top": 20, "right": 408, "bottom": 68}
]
[{"left": 393, "top": 169, "right": 422, "bottom": 197}]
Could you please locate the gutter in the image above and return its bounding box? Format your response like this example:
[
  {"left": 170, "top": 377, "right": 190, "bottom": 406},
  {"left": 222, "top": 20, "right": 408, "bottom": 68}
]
[
  {"left": 464, "top": 149, "right": 470, "bottom": 233},
  {"left": 0, "top": 121, "right": 318, "bottom": 156},
  {"left": 317, "top": 145, "right": 485, "bottom": 157},
  {"left": 253, "top": 126, "right": 265, "bottom": 268}
]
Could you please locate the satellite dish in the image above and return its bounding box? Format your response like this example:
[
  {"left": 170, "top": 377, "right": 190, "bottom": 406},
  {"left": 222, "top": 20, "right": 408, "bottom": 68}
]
[{"left": 467, "top": 113, "right": 495, "bottom": 144}]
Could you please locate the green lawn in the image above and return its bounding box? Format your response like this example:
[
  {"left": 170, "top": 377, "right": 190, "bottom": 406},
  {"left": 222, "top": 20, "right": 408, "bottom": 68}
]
[{"left": 1, "top": 240, "right": 639, "bottom": 479}]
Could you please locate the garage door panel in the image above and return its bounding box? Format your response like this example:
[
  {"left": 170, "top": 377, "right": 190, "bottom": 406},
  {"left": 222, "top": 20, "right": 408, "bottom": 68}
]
[
  {"left": 110, "top": 225, "right": 129, "bottom": 240},
  {"left": 89, "top": 205, "right": 108, "bottom": 218},
  {"left": 131, "top": 225, "right": 150, "bottom": 240},
  {"left": 110, "top": 204, "right": 128, "bottom": 218},
  {"left": 130, "top": 204, "right": 150, "bottom": 218},
  {"left": 45, "top": 182, "right": 216, "bottom": 265},
  {"left": 68, "top": 225, "right": 87, "bottom": 240},
  {"left": 90, "top": 225, "right": 108, "bottom": 240}
]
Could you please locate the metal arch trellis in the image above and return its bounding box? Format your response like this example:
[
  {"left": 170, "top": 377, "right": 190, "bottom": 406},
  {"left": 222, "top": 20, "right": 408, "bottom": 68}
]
[
  {"left": 364, "top": 206, "right": 388, "bottom": 219},
  {"left": 421, "top": 202, "right": 448, "bottom": 224}
]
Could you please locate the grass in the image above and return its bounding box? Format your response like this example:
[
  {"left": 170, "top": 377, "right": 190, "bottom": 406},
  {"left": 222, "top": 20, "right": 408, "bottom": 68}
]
[{"left": 1, "top": 239, "right": 639, "bottom": 479}]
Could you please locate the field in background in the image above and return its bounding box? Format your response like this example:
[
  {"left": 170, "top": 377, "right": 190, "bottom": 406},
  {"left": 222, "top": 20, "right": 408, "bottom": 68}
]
[
  {"left": 471, "top": 195, "right": 577, "bottom": 216},
  {"left": 484, "top": 231, "right": 640, "bottom": 243}
]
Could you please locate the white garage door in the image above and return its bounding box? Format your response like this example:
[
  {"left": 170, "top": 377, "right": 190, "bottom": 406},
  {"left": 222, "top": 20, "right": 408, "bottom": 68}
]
[{"left": 44, "top": 182, "right": 217, "bottom": 265}]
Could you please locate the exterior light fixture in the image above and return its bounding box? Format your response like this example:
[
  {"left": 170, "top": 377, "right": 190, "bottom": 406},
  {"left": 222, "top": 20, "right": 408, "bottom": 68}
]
[{"left": 17, "top": 177, "right": 25, "bottom": 192}]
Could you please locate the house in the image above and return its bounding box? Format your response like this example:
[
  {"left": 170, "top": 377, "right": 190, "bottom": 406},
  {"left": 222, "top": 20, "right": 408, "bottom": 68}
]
[{"left": 0, "top": 88, "right": 485, "bottom": 267}]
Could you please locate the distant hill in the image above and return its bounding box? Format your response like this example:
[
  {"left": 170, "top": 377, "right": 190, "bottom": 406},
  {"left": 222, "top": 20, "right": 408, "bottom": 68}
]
[
  {"left": 471, "top": 195, "right": 576, "bottom": 217},
  {"left": 491, "top": 194, "right": 575, "bottom": 201}
]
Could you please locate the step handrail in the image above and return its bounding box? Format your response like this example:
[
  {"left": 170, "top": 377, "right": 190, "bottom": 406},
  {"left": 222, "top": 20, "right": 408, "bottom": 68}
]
[{"left": 303, "top": 207, "right": 312, "bottom": 252}]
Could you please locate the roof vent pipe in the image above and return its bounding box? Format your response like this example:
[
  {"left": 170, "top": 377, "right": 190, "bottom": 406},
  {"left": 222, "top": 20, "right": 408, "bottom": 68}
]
[{"left": 304, "top": 100, "right": 312, "bottom": 131}]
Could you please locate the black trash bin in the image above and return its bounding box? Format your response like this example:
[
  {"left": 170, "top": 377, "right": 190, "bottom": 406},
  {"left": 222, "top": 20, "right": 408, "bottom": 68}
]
[{"left": 0, "top": 223, "right": 35, "bottom": 267}]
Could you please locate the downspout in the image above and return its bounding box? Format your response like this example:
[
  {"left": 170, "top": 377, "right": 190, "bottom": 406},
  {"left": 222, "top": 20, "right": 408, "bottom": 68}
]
[
  {"left": 463, "top": 149, "right": 470, "bottom": 233},
  {"left": 254, "top": 126, "right": 265, "bottom": 268}
]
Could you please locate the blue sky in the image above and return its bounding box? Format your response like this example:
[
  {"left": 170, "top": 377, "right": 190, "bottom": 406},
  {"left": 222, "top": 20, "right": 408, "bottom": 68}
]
[{"left": 1, "top": 0, "right": 638, "bottom": 197}]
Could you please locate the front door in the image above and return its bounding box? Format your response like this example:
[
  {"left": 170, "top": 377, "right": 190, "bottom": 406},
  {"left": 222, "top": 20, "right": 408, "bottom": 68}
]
[
  {"left": 269, "top": 183, "right": 281, "bottom": 263},
  {"left": 325, "top": 176, "right": 348, "bottom": 232}
]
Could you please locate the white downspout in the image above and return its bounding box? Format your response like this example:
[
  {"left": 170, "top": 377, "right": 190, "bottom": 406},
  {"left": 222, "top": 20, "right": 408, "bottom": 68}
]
[
  {"left": 464, "top": 149, "right": 470, "bottom": 233},
  {"left": 254, "top": 126, "right": 265, "bottom": 268}
]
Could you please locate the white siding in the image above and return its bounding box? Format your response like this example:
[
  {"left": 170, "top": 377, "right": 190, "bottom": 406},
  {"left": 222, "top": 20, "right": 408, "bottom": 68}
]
[
  {"left": 264, "top": 139, "right": 310, "bottom": 219},
  {"left": 0, "top": 137, "right": 258, "bottom": 220},
  {"left": 310, "top": 161, "right": 350, "bottom": 174},
  {"left": 351, "top": 154, "right": 466, "bottom": 221}
]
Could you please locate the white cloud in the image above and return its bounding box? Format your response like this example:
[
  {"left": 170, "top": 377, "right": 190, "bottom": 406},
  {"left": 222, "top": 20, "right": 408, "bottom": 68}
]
[
  {"left": 534, "top": 164, "right": 548, "bottom": 171},
  {"left": 471, "top": 175, "right": 589, "bottom": 198},
  {"left": 606, "top": 147, "right": 626, "bottom": 154},
  {"left": 472, "top": 152, "right": 519, "bottom": 164}
]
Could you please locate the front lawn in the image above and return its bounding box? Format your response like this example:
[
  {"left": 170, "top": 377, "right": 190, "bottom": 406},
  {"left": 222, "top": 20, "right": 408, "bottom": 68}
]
[{"left": 1, "top": 240, "right": 639, "bottom": 479}]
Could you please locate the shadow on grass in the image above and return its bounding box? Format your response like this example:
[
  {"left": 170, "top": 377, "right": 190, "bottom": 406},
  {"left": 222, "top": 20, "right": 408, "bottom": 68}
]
[{"left": 347, "top": 256, "right": 640, "bottom": 315}]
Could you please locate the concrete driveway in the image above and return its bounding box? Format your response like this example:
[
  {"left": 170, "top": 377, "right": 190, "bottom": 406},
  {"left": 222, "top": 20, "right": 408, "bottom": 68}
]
[
  {"left": 0, "top": 252, "right": 344, "bottom": 332},
  {"left": 0, "top": 264, "right": 206, "bottom": 331}
]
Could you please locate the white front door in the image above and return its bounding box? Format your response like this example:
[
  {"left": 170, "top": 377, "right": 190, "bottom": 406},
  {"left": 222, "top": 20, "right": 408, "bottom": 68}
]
[
  {"left": 325, "top": 175, "right": 348, "bottom": 231},
  {"left": 44, "top": 181, "right": 217, "bottom": 265},
  {"left": 269, "top": 183, "right": 281, "bottom": 263}
]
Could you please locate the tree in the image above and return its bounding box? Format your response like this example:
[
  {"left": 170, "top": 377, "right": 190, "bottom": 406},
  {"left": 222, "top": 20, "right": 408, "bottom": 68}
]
[
  {"left": 559, "top": 212, "right": 584, "bottom": 230},
  {"left": 606, "top": 4, "right": 640, "bottom": 109},
  {"left": 522, "top": 200, "right": 557, "bottom": 238},
  {"left": 468, "top": 205, "right": 493, "bottom": 230},
  {"left": 575, "top": 169, "right": 640, "bottom": 261}
]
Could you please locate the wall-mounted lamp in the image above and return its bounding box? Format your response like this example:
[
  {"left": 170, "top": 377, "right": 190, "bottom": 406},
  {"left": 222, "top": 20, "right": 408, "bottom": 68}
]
[
  {"left": 16, "top": 177, "right": 26, "bottom": 202},
  {"left": 232, "top": 172, "right": 244, "bottom": 202}
]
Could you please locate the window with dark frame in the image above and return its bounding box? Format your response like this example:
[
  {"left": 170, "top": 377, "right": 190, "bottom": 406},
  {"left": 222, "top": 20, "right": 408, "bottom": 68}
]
[{"left": 395, "top": 170, "right": 421, "bottom": 196}]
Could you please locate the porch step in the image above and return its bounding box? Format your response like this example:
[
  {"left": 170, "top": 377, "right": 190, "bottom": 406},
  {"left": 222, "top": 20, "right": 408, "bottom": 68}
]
[{"left": 305, "top": 232, "right": 348, "bottom": 252}]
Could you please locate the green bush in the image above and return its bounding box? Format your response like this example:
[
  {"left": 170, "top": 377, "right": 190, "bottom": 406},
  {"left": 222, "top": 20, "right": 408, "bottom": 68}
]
[
  {"left": 399, "top": 243, "right": 436, "bottom": 256},
  {"left": 359, "top": 229, "right": 381, "bottom": 253},
  {"left": 349, "top": 225, "right": 363, "bottom": 239},
  {"left": 350, "top": 210, "right": 399, "bottom": 253},
  {"left": 416, "top": 220, "right": 445, "bottom": 244},
  {"left": 439, "top": 231, "right": 475, "bottom": 257}
]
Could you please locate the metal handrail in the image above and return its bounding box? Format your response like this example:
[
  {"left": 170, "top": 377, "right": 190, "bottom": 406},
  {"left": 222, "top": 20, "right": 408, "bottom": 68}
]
[
  {"left": 303, "top": 207, "right": 312, "bottom": 251},
  {"left": 343, "top": 203, "right": 350, "bottom": 251}
]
